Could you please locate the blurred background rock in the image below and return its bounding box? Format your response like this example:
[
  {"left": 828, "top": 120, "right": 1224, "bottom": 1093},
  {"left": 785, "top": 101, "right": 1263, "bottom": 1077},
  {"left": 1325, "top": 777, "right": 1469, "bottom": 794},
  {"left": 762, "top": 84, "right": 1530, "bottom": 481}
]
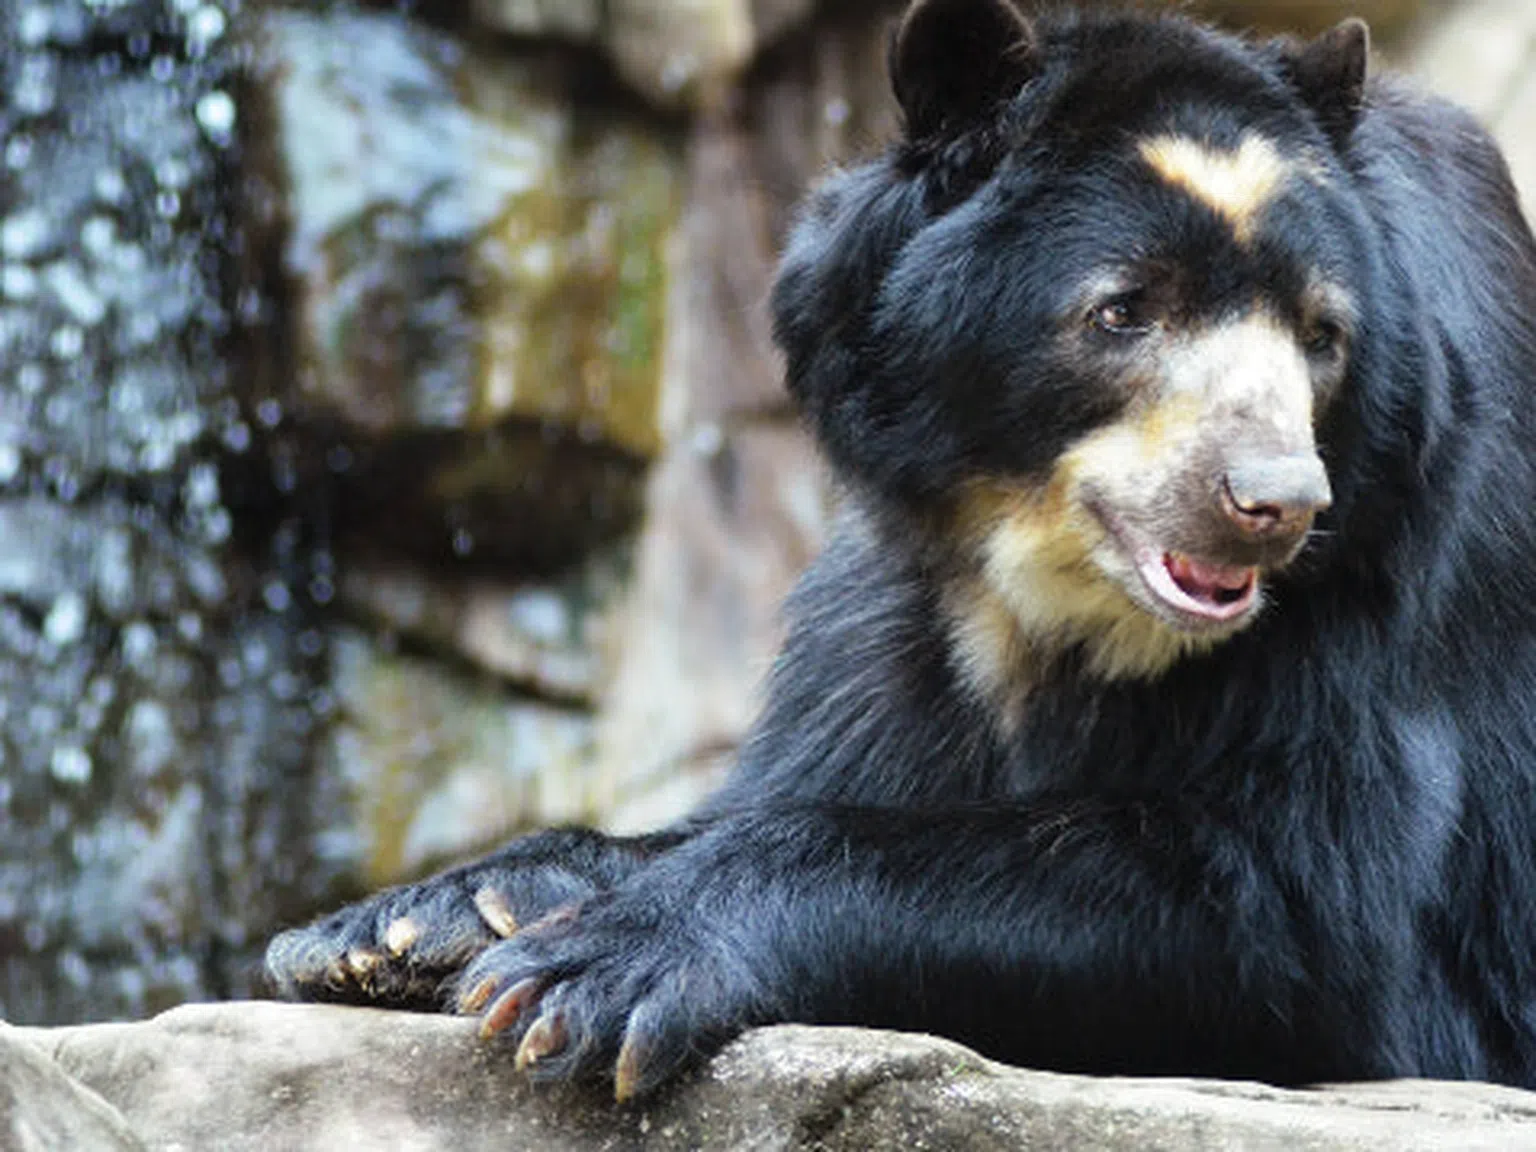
[{"left": 0, "top": 0, "right": 1528, "bottom": 1025}]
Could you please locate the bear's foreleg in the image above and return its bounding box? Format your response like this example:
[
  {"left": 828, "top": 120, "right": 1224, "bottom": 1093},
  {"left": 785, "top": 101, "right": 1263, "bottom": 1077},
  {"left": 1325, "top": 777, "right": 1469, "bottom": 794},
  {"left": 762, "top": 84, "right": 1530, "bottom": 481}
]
[{"left": 459, "top": 802, "right": 1413, "bottom": 1098}]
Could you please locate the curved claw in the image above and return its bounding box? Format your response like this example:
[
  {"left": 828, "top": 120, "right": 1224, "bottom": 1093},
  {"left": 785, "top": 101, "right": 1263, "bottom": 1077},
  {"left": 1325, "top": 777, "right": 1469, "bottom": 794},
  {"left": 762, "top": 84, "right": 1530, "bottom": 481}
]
[
  {"left": 515, "top": 1011, "right": 568, "bottom": 1071},
  {"left": 613, "top": 1028, "right": 650, "bottom": 1103},
  {"left": 479, "top": 976, "right": 547, "bottom": 1039},
  {"left": 383, "top": 916, "right": 421, "bottom": 957},
  {"left": 473, "top": 886, "right": 520, "bottom": 938},
  {"left": 458, "top": 974, "right": 500, "bottom": 1014},
  {"left": 345, "top": 949, "right": 383, "bottom": 993}
]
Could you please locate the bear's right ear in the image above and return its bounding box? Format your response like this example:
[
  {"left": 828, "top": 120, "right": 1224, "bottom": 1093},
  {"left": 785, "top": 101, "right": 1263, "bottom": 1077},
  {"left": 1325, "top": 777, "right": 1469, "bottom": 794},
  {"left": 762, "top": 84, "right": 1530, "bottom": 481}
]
[
  {"left": 1278, "top": 18, "right": 1370, "bottom": 148},
  {"left": 889, "top": 0, "right": 1039, "bottom": 140}
]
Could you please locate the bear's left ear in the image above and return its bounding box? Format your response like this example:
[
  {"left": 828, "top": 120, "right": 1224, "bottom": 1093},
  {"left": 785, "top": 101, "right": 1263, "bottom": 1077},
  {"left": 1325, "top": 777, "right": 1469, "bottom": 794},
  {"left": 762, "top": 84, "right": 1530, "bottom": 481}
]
[
  {"left": 1279, "top": 18, "right": 1370, "bottom": 149},
  {"left": 888, "top": 0, "right": 1039, "bottom": 140}
]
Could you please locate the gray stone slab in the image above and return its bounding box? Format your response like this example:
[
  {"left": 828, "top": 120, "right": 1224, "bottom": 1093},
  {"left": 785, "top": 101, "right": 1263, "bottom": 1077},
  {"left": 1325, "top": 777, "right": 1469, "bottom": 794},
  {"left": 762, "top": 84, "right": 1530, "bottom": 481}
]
[
  {"left": 17, "top": 1002, "right": 1536, "bottom": 1151},
  {"left": 0, "top": 1022, "right": 144, "bottom": 1152}
]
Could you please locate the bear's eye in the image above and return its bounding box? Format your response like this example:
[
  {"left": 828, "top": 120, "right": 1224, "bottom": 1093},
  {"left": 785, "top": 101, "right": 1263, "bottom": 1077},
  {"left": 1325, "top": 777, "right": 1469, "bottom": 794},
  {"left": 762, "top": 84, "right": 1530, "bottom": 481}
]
[
  {"left": 1090, "top": 293, "right": 1153, "bottom": 336},
  {"left": 1304, "top": 317, "right": 1346, "bottom": 360}
]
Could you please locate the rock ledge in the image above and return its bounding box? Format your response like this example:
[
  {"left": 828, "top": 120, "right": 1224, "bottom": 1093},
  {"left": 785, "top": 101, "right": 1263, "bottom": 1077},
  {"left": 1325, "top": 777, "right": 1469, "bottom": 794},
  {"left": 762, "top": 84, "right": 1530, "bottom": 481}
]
[{"left": 8, "top": 1002, "right": 1536, "bottom": 1150}]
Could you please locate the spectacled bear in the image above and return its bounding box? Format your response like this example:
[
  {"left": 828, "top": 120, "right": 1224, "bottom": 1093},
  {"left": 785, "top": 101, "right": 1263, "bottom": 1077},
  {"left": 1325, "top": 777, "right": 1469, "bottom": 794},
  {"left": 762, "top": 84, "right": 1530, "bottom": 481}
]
[{"left": 267, "top": 0, "right": 1536, "bottom": 1101}]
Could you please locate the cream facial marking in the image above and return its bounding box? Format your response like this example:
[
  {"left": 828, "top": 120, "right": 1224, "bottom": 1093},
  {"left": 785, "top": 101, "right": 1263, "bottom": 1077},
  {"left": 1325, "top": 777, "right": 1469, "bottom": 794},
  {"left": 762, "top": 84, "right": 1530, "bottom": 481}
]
[
  {"left": 950, "top": 312, "right": 1323, "bottom": 692},
  {"left": 1138, "top": 134, "right": 1291, "bottom": 243}
]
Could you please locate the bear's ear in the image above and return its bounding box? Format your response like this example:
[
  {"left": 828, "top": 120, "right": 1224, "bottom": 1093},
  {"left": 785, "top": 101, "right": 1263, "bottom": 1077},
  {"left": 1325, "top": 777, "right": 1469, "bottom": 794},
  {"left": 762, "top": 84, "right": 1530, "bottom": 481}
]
[
  {"left": 888, "top": 0, "right": 1039, "bottom": 140},
  {"left": 1280, "top": 18, "right": 1370, "bottom": 149}
]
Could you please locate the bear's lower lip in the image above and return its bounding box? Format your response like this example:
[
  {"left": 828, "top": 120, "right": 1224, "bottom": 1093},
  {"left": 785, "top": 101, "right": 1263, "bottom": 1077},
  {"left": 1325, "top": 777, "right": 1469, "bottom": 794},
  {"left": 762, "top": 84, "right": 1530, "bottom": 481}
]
[
  {"left": 1084, "top": 498, "right": 1262, "bottom": 628},
  {"left": 1133, "top": 549, "right": 1258, "bottom": 623}
]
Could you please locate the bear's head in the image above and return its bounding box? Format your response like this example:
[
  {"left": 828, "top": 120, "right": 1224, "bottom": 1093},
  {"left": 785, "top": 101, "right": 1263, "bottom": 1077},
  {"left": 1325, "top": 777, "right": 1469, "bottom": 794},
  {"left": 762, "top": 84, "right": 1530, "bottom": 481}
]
[{"left": 773, "top": 0, "right": 1381, "bottom": 688}]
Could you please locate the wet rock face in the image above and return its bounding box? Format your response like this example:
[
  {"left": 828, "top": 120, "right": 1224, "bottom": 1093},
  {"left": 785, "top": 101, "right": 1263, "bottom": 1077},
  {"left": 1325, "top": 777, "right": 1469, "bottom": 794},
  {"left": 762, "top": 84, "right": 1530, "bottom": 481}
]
[
  {"left": 327, "top": 624, "right": 599, "bottom": 886},
  {"left": 0, "top": 0, "right": 342, "bottom": 1024},
  {"left": 0, "top": 6, "right": 236, "bottom": 481},
  {"left": 470, "top": 0, "right": 820, "bottom": 108},
  {"left": 250, "top": 7, "right": 676, "bottom": 572}
]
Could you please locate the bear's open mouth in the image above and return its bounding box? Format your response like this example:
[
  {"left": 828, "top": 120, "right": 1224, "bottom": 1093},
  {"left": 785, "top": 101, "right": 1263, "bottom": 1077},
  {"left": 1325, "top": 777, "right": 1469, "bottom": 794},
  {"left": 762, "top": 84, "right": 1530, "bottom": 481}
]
[
  {"left": 1134, "top": 550, "right": 1258, "bottom": 623},
  {"left": 1085, "top": 498, "right": 1262, "bottom": 628}
]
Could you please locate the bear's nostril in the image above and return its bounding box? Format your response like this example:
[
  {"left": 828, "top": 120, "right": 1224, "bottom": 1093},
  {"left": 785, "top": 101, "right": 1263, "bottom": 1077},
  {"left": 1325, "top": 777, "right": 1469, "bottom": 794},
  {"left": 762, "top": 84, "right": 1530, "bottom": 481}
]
[
  {"left": 1220, "top": 456, "right": 1332, "bottom": 536},
  {"left": 1226, "top": 490, "right": 1285, "bottom": 528}
]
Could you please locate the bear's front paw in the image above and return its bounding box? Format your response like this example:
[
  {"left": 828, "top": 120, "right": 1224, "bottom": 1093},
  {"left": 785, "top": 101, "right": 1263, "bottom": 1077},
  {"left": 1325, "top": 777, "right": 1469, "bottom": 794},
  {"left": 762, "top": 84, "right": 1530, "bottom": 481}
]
[
  {"left": 267, "top": 838, "right": 614, "bottom": 1009},
  {"left": 459, "top": 891, "right": 769, "bottom": 1100}
]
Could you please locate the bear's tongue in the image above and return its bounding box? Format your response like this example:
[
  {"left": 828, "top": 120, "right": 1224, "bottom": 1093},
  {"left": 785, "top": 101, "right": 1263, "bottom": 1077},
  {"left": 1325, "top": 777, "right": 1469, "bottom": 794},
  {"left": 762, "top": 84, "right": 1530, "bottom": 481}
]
[{"left": 1165, "top": 552, "right": 1255, "bottom": 607}]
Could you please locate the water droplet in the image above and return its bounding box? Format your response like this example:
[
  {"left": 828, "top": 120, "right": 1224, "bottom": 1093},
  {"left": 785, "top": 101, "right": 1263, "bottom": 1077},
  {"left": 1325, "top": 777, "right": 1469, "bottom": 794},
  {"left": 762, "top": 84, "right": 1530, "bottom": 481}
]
[
  {"left": 52, "top": 469, "right": 79, "bottom": 502},
  {"left": 236, "top": 285, "right": 262, "bottom": 323},
  {"left": 18, "top": 362, "right": 45, "bottom": 394},
  {"left": 150, "top": 55, "right": 176, "bottom": 83},
  {"left": 5, "top": 135, "right": 33, "bottom": 170},
  {"left": 242, "top": 635, "right": 271, "bottom": 675},
  {"left": 127, "top": 310, "right": 160, "bottom": 346},
  {"left": 0, "top": 443, "right": 21, "bottom": 483},
  {"left": 50, "top": 745, "right": 92, "bottom": 785},
  {"left": 18, "top": 8, "right": 51, "bottom": 46},
  {"left": 127, "top": 699, "right": 175, "bottom": 776},
  {"left": 256, "top": 397, "right": 283, "bottom": 428},
  {"left": 80, "top": 215, "right": 115, "bottom": 256},
  {"left": 186, "top": 556, "right": 226, "bottom": 605},
  {"left": 185, "top": 462, "right": 219, "bottom": 508},
  {"left": 177, "top": 612, "right": 203, "bottom": 642},
  {"left": 187, "top": 6, "right": 227, "bottom": 51},
  {"left": 202, "top": 507, "right": 232, "bottom": 544},
  {"left": 140, "top": 436, "right": 175, "bottom": 472},
  {"left": 50, "top": 324, "right": 84, "bottom": 360},
  {"left": 325, "top": 444, "right": 354, "bottom": 473},
  {"left": 155, "top": 157, "right": 192, "bottom": 190},
  {"left": 94, "top": 168, "right": 126, "bottom": 204},
  {"left": 3, "top": 263, "right": 38, "bottom": 300},
  {"left": 452, "top": 528, "right": 475, "bottom": 556},
  {"left": 271, "top": 671, "right": 300, "bottom": 701},
  {"left": 223, "top": 421, "right": 251, "bottom": 452},
  {"left": 60, "top": 950, "right": 91, "bottom": 988},
  {"left": 824, "top": 97, "right": 851, "bottom": 127},
  {"left": 263, "top": 580, "right": 292, "bottom": 613},
  {"left": 43, "top": 593, "right": 86, "bottom": 647},
  {"left": 15, "top": 54, "right": 59, "bottom": 116},
  {"left": 196, "top": 90, "right": 237, "bottom": 141},
  {"left": 44, "top": 262, "right": 106, "bottom": 325},
  {"left": 2, "top": 210, "right": 50, "bottom": 260},
  {"left": 155, "top": 190, "right": 181, "bottom": 219},
  {"left": 123, "top": 621, "right": 158, "bottom": 667},
  {"left": 308, "top": 576, "right": 334, "bottom": 605}
]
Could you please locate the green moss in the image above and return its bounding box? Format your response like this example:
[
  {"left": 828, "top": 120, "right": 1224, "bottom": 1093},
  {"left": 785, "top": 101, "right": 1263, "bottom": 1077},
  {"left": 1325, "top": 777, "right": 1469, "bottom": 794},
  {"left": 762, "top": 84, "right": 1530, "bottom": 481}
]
[{"left": 469, "top": 118, "right": 680, "bottom": 458}]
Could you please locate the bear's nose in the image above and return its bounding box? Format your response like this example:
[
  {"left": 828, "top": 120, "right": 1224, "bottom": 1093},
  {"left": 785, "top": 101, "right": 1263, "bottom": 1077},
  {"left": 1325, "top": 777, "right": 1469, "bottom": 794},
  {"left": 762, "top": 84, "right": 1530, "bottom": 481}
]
[{"left": 1220, "top": 455, "right": 1332, "bottom": 537}]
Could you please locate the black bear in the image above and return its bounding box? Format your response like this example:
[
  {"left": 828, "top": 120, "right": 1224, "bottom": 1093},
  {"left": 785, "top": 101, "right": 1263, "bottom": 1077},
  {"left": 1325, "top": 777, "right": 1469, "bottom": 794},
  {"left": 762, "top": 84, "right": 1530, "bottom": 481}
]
[{"left": 267, "top": 0, "right": 1536, "bottom": 1100}]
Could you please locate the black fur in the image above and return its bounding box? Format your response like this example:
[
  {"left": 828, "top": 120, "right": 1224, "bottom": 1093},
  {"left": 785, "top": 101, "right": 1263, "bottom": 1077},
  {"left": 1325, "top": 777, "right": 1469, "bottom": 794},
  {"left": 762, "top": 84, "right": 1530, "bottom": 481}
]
[{"left": 268, "top": 2, "right": 1536, "bottom": 1096}]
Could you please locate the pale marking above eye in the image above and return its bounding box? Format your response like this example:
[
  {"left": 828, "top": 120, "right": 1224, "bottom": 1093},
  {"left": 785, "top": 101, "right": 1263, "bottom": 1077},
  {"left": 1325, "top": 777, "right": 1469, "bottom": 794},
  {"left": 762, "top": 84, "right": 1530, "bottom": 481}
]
[{"left": 1138, "top": 134, "right": 1292, "bottom": 243}]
